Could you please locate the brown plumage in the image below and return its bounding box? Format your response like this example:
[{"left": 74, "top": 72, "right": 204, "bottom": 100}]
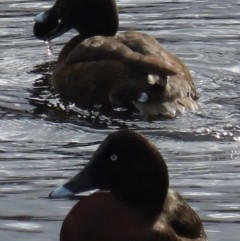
[
  {"left": 34, "top": 0, "right": 200, "bottom": 117},
  {"left": 49, "top": 130, "right": 208, "bottom": 241}
]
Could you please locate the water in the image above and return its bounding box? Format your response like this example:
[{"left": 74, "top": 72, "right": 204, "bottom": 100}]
[{"left": 0, "top": 0, "right": 240, "bottom": 240}]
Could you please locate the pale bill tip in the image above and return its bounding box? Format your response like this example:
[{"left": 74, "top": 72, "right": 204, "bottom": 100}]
[
  {"left": 49, "top": 186, "right": 73, "bottom": 199},
  {"left": 34, "top": 12, "right": 47, "bottom": 23}
]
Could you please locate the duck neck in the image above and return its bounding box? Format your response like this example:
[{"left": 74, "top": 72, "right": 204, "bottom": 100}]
[
  {"left": 116, "top": 175, "right": 169, "bottom": 216},
  {"left": 128, "top": 187, "right": 168, "bottom": 215}
]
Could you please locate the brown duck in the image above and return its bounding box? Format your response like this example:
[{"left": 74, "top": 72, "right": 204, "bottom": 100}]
[
  {"left": 49, "top": 130, "right": 208, "bottom": 241},
  {"left": 34, "top": 0, "right": 199, "bottom": 117}
]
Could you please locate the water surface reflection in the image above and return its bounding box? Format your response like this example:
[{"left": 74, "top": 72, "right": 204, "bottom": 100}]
[{"left": 0, "top": 0, "right": 240, "bottom": 240}]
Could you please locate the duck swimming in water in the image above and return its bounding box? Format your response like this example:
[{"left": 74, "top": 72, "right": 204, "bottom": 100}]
[
  {"left": 34, "top": 0, "right": 199, "bottom": 117},
  {"left": 49, "top": 130, "right": 208, "bottom": 241}
]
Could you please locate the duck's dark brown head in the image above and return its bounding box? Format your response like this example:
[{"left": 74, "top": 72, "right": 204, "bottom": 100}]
[
  {"left": 49, "top": 130, "right": 169, "bottom": 213},
  {"left": 33, "top": 0, "right": 119, "bottom": 41}
]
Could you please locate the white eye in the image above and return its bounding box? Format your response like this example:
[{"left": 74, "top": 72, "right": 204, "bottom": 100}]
[{"left": 110, "top": 154, "right": 118, "bottom": 161}]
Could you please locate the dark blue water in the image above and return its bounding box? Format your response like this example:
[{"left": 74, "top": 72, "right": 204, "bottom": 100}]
[{"left": 0, "top": 1, "right": 240, "bottom": 240}]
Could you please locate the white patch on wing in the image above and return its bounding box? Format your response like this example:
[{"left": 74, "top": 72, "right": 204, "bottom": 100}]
[
  {"left": 148, "top": 74, "right": 159, "bottom": 85},
  {"left": 138, "top": 92, "right": 148, "bottom": 102},
  {"left": 92, "top": 41, "right": 102, "bottom": 47}
]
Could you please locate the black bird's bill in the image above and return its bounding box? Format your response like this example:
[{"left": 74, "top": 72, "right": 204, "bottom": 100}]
[
  {"left": 49, "top": 164, "right": 99, "bottom": 199},
  {"left": 33, "top": 10, "right": 71, "bottom": 41}
]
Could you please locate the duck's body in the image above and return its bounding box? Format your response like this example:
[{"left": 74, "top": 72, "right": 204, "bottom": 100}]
[
  {"left": 49, "top": 130, "right": 208, "bottom": 241},
  {"left": 34, "top": 0, "right": 199, "bottom": 117},
  {"left": 60, "top": 190, "right": 205, "bottom": 241}
]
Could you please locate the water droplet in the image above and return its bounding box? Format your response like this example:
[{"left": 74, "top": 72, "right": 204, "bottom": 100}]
[{"left": 44, "top": 39, "right": 53, "bottom": 55}]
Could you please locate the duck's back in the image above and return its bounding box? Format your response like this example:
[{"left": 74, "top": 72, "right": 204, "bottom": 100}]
[
  {"left": 117, "top": 31, "right": 199, "bottom": 113},
  {"left": 156, "top": 189, "right": 208, "bottom": 241},
  {"left": 52, "top": 31, "right": 199, "bottom": 116}
]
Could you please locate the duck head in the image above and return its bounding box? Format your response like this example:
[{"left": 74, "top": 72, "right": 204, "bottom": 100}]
[
  {"left": 50, "top": 130, "right": 169, "bottom": 211},
  {"left": 34, "top": 0, "right": 119, "bottom": 41}
]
